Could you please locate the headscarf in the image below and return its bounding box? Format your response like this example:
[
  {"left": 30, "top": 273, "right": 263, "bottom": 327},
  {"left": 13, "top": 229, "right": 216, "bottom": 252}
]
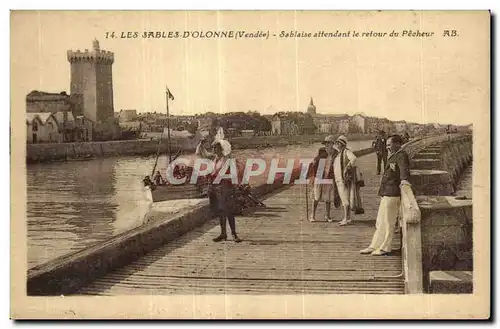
[{"left": 211, "top": 127, "right": 232, "bottom": 156}]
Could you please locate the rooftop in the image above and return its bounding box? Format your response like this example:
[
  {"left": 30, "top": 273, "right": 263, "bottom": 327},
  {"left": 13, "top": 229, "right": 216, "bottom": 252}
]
[
  {"left": 26, "top": 90, "right": 69, "bottom": 102},
  {"left": 26, "top": 112, "right": 55, "bottom": 124}
]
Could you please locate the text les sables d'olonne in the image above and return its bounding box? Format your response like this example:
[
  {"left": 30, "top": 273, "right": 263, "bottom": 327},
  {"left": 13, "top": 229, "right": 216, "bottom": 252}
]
[{"left": 106, "top": 29, "right": 458, "bottom": 40}]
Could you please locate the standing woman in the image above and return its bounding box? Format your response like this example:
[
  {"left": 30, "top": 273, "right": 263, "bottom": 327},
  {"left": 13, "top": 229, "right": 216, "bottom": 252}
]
[
  {"left": 209, "top": 138, "right": 242, "bottom": 243},
  {"left": 333, "top": 135, "right": 358, "bottom": 225}
]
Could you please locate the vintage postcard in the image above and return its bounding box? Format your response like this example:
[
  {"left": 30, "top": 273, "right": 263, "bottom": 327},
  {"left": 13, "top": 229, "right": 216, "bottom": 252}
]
[{"left": 11, "top": 10, "right": 490, "bottom": 319}]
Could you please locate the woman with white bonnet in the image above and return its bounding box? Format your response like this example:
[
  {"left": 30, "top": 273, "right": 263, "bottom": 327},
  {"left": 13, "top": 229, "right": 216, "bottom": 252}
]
[{"left": 208, "top": 134, "right": 242, "bottom": 243}]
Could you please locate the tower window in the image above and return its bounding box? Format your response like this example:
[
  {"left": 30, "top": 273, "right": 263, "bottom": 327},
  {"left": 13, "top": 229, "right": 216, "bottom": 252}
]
[{"left": 32, "top": 121, "right": 38, "bottom": 132}]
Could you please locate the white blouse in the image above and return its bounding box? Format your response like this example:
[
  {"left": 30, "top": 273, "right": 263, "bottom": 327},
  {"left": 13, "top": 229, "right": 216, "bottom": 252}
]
[{"left": 333, "top": 149, "right": 357, "bottom": 182}]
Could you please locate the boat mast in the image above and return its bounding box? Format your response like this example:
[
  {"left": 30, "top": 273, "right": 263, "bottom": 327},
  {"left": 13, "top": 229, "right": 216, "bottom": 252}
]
[
  {"left": 150, "top": 85, "right": 173, "bottom": 177},
  {"left": 166, "top": 85, "right": 172, "bottom": 164},
  {"left": 150, "top": 131, "right": 162, "bottom": 177}
]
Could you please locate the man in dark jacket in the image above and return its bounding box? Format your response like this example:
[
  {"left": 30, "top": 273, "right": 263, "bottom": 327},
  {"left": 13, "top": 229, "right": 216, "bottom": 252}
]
[
  {"left": 360, "top": 134, "right": 411, "bottom": 256},
  {"left": 372, "top": 130, "right": 388, "bottom": 175}
]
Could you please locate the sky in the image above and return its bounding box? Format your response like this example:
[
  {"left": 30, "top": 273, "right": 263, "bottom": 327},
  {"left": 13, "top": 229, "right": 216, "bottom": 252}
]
[{"left": 11, "top": 11, "right": 489, "bottom": 125}]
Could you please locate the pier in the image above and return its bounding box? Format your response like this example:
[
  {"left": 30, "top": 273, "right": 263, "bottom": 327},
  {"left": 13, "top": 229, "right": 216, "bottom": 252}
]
[{"left": 27, "top": 133, "right": 473, "bottom": 296}]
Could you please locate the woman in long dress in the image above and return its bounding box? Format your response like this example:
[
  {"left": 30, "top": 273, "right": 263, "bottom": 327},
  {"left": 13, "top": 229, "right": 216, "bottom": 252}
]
[{"left": 209, "top": 138, "right": 242, "bottom": 243}]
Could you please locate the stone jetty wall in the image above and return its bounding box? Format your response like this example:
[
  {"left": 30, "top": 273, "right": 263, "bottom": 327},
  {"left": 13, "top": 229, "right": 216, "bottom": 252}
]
[
  {"left": 407, "top": 134, "right": 472, "bottom": 196},
  {"left": 404, "top": 133, "right": 473, "bottom": 293},
  {"left": 26, "top": 133, "right": 377, "bottom": 164}
]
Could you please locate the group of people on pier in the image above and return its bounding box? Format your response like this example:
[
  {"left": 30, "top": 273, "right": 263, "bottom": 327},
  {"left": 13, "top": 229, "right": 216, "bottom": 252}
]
[
  {"left": 308, "top": 130, "right": 410, "bottom": 256},
  {"left": 307, "top": 134, "right": 364, "bottom": 225},
  {"left": 148, "top": 127, "right": 411, "bottom": 257}
]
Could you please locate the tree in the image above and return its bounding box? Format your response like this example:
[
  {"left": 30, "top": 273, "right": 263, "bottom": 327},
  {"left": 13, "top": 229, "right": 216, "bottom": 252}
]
[{"left": 186, "top": 121, "right": 199, "bottom": 134}]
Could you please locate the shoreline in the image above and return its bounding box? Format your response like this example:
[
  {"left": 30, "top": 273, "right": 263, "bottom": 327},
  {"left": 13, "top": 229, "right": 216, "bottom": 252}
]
[{"left": 26, "top": 133, "right": 377, "bottom": 164}]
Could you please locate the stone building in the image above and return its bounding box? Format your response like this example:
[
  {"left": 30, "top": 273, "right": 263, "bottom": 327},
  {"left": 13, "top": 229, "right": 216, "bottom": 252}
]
[
  {"left": 197, "top": 116, "right": 214, "bottom": 131},
  {"left": 338, "top": 119, "right": 351, "bottom": 134},
  {"left": 53, "top": 110, "right": 76, "bottom": 142},
  {"left": 350, "top": 114, "right": 380, "bottom": 134},
  {"left": 74, "top": 116, "right": 95, "bottom": 142},
  {"left": 318, "top": 123, "right": 333, "bottom": 133},
  {"left": 377, "top": 118, "right": 394, "bottom": 134},
  {"left": 68, "top": 39, "right": 119, "bottom": 140},
  {"left": 351, "top": 114, "right": 366, "bottom": 133},
  {"left": 118, "top": 109, "right": 138, "bottom": 122},
  {"left": 26, "top": 113, "right": 62, "bottom": 143},
  {"left": 364, "top": 116, "right": 383, "bottom": 134},
  {"left": 312, "top": 113, "right": 348, "bottom": 134},
  {"left": 26, "top": 91, "right": 83, "bottom": 114},
  {"left": 394, "top": 120, "right": 408, "bottom": 133},
  {"left": 271, "top": 113, "right": 294, "bottom": 135}
]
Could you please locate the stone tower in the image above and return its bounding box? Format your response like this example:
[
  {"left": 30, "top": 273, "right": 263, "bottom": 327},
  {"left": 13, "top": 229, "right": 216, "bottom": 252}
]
[
  {"left": 307, "top": 97, "right": 316, "bottom": 115},
  {"left": 67, "top": 39, "right": 115, "bottom": 123}
]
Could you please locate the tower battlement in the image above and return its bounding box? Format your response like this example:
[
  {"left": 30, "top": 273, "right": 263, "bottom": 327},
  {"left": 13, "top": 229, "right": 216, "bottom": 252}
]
[
  {"left": 67, "top": 49, "right": 114, "bottom": 64},
  {"left": 67, "top": 39, "right": 114, "bottom": 64}
]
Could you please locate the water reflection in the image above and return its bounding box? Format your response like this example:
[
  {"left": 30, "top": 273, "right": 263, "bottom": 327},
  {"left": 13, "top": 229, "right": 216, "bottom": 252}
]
[{"left": 27, "top": 141, "right": 371, "bottom": 268}]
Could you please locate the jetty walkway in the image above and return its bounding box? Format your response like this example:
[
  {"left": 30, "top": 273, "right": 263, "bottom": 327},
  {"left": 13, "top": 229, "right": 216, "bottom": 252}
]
[{"left": 79, "top": 153, "right": 404, "bottom": 295}]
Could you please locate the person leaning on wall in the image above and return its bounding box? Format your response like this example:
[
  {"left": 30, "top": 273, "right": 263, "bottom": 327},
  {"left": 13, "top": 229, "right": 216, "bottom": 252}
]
[{"left": 360, "top": 134, "right": 410, "bottom": 256}]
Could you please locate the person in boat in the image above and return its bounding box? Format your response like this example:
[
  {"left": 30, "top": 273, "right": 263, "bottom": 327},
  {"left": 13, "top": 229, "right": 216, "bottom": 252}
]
[
  {"left": 153, "top": 170, "right": 166, "bottom": 186},
  {"left": 209, "top": 138, "right": 242, "bottom": 243},
  {"left": 142, "top": 175, "right": 156, "bottom": 191}
]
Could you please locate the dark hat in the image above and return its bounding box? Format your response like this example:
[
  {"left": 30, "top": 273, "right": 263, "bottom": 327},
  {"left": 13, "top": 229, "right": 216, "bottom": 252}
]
[{"left": 322, "top": 135, "right": 336, "bottom": 144}]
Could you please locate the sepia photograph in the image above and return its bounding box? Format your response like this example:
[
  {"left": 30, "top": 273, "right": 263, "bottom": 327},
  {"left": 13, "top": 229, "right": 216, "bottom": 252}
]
[{"left": 10, "top": 10, "right": 490, "bottom": 319}]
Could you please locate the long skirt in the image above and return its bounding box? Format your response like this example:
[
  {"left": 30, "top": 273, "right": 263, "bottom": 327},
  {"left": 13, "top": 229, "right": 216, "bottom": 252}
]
[
  {"left": 209, "top": 183, "right": 236, "bottom": 217},
  {"left": 368, "top": 196, "right": 401, "bottom": 252},
  {"left": 335, "top": 179, "right": 362, "bottom": 211}
]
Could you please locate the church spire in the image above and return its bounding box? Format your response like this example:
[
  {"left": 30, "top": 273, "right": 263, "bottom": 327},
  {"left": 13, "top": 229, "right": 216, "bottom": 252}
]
[{"left": 307, "top": 96, "right": 316, "bottom": 115}]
